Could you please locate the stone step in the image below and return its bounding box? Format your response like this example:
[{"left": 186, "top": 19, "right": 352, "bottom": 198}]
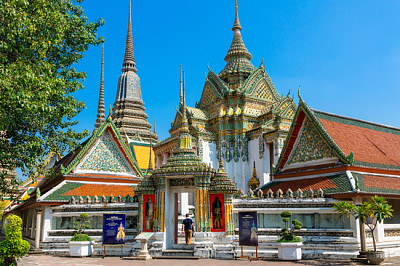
[
  {"left": 153, "top": 256, "right": 200, "bottom": 260},
  {"left": 162, "top": 249, "right": 194, "bottom": 257},
  {"left": 302, "top": 243, "right": 359, "bottom": 251},
  {"left": 236, "top": 249, "right": 278, "bottom": 259},
  {"left": 171, "top": 244, "right": 194, "bottom": 250},
  {"left": 302, "top": 250, "right": 358, "bottom": 260}
]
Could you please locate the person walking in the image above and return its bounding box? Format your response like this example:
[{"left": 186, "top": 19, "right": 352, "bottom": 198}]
[{"left": 182, "top": 214, "right": 195, "bottom": 244}]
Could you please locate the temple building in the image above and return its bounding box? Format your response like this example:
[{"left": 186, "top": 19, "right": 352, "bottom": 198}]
[
  {"left": 4, "top": 0, "right": 400, "bottom": 260},
  {"left": 153, "top": 4, "right": 296, "bottom": 193}
]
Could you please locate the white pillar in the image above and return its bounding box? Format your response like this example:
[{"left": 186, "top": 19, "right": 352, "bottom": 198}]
[
  {"left": 30, "top": 210, "right": 36, "bottom": 239},
  {"left": 35, "top": 210, "right": 42, "bottom": 249},
  {"left": 374, "top": 221, "right": 385, "bottom": 242},
  {"left": 181, "top": 193, "right": 189, "bottom": 216}
]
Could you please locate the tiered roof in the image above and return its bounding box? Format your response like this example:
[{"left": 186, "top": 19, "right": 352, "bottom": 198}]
[
  {"left": 112, "top": 0, "right": 158, "bottom": 143},
  {"left": 261, "top": 96, "right": 400, "bottom": 198}
]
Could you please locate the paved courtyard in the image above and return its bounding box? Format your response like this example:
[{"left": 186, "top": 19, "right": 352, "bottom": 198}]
[{"left": 19, "top": 255, "right": 400, "bottom": 266}]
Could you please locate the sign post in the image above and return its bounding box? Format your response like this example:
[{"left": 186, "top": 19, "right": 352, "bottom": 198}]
[
  {"left": 102, "top": 214, "right": 126, "bottom": 258},
  {"left": 238, "top": 211, "right": 260, "bottom": 260}
]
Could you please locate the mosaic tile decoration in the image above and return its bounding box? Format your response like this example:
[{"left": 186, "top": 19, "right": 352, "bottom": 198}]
[
  {"left": 287, "top": 118, "right": 335, "bottom": 164},
  {"left": 78, "top": 131, "right": 132, "bottom": 173}
]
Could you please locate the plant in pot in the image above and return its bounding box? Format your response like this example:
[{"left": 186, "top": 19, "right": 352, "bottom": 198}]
[
  {"left": 277, "top": 211, "right": 303, "bottom": 260},
  {"left": 333, "top": 196, "right": 393, "bottom": 265},
  {"left": 69, "top": 213, "right": 93, "bottom": 257}
]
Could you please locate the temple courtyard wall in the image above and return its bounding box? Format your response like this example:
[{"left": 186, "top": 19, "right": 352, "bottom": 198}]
[{"left": 5, "top": 196, "right": 400, "bottom": 259}]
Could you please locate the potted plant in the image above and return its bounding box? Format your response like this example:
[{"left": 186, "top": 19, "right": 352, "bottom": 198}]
[
  {"left": 69, "top": 213, "right": 93, "bottom": 257},
  {"left": 333, "top": 196, "right": 393, "bottom": 265},
  {"left": 277, "top": 211, "right": 303, "bottom": 260},
  {"left": 0, "top": 215, "right": 30, "bottom": 266}
]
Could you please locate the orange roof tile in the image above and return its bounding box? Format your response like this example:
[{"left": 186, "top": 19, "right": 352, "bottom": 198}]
[
  {"left": 364, "top": 174, "right": 400, "bottom": 190},
  {"left": 319, "top": 118, "right": 400, "bottom": 167},
  {"left": 262, "top": 176, "right": 337, "bottom": 193},
  {"left": 62, "top": 184, "right": 135, "bottom": 197}
]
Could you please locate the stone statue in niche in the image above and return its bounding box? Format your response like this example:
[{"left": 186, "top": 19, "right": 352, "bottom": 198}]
[
  {"left": 212, "top": 196, "right": 223, "bottom": 230},
  {"left": 145, "top": 197, "right": 154, "bottom": 230}
]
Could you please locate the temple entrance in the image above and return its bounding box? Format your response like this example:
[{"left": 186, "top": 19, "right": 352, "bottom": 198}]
[{"left": 165, "top": 181, "right": 195, "bottom": 249}]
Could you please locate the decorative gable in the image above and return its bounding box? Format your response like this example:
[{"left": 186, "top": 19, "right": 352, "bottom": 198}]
[
  {"left": 286, "top": 118, "right": 336, "bottom": 167},
  {"left": 76, "top": 130, "right": 134, "bottom": 175},
  {"left": 198, "top": 83, "right": 219, "bottom": 109}
]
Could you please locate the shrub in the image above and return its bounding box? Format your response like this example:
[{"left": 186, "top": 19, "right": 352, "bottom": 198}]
[
  {"left": 277, "top": 211, "right": 302, "bottom": 243},
  {"left": 70, "top": 213, "right": 92, "bottom": 242},
  {"left": 0, "top": 215, "right": 30, "bottom": 266}
]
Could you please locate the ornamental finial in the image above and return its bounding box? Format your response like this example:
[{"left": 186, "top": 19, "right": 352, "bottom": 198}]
[
  {"left": 122, "top": 0, "right": 137, "bottom": 72},
  {"left": 297, "top": 85, "right": 303, "bottom": 103},
  {"left": 232, "top": 0, "right": 242, "bottom": 31},
  {"left": 107, "top": 104, "right": 112, "bottom": 121},
  {"left": 218, "top": 155, "right": 225, "bottom": 173},
  {"left": 179, "top": 65, "right": 183, "bottom": 107},
  {"left": 95, "top": 43, "right": 106, "bottom": 129}
]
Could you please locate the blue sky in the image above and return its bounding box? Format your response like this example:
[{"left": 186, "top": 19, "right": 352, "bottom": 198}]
[{"left": 74, "top": 0, "right": 400, "bottom": 142}]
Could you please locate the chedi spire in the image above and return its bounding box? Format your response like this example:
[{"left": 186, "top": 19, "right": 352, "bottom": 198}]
[
  {"left": 95, "top": 43, "right": 105, "bottom": 129},
  {"left": 112, "top": 0, "right": 158, "bottom": 143},
  {"left": 122, "top": 0, "right": 137, "bottom": 73}
]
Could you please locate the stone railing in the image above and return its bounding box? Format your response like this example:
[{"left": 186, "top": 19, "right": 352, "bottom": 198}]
[{"left": 238, "top": 187, "right": 325, "bottom": 199}]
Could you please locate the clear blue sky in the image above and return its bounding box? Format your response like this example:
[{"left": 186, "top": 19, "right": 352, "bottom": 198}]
[{"left": 75, "top": 0, "right": 400, "bottom": 143}]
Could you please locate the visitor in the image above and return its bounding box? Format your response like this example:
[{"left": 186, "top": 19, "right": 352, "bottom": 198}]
[{"left": 182, "top": 214, "right": 195, "bottom": 244}]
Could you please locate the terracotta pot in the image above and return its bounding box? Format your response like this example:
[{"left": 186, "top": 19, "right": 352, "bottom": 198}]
[{"left": 366, "top": 251, "right": 385, "bottom": 265}]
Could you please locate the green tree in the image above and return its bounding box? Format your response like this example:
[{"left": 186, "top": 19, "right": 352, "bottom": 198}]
[
  {"left": 0, "top": 0, "right": 104, "bottom": 197},
  {"left": 0, "top": 215, "right": 30, "bottom": 266},
  {"left": 333, "top": 196, "right": 393, "bottom": 252}
]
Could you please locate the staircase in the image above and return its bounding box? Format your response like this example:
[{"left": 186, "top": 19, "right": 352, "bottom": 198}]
[{"left": 154, "top": 244, "right": 199, "bottom": 259}]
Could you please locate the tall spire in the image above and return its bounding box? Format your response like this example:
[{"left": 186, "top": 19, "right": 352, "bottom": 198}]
[
  {"left": 153, "top": 119, "right": 156, "bottom": 134},
  {"left": 219, "top": 0, "right": 255, "bottom": 85},
  {"left": 182, "top": 70, "right": 186, "bottom": 107},
  {"left": 122, "top": 0, "right": 137, "bottom": 73},
  {"left": 148, "top": 139, "right": 153, "bottom": 171},
  {"left": 95, "top": 43, "right": 105, "bottom": 129},
  {"left": 232, "top": 0, "right": 242, "bottom": 31},
  {"left": 179, "top": 65, "right": 183, "bottom": 106}
]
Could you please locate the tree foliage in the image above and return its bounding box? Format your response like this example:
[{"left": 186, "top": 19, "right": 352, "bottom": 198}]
[
  {"left": 0, "top": 215, "right": 30, "bottom": 266},
  {"left": 70, "top": 213, "right": 92, "bottom": 241},
  {"left": 278, "top": 211, "right": 302, "bottom": 243},
  {"left": 333, "top": 196, "right": 393, "bottom": 252},
  {"left": 0, "top": 0, "right": 103, "bottom": 197}
]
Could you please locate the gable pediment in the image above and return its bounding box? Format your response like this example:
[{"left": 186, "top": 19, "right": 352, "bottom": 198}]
[
  {"left": 283, "top": 118, "right": 337, "bottom": 170},
  {"left": 75, "top": 130, "right": 137, "bottom": 176}
]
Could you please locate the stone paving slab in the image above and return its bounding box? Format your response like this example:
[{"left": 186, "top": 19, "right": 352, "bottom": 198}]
[{"left": 18, "top": 255, "right": 400, "bottom": 266}]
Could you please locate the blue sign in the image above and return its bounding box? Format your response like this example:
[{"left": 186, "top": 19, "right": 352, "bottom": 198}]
[
  {"left": 239, "top": 211, "right": 258, "bottom": 246},
  {"left": 103, "top": 214, "right": 126, "bottom": 245}
]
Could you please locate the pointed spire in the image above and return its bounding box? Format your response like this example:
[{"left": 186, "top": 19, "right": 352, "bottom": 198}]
[
  {"left": 232, "top": 0, "right": 242, "bottom": 31},
  {"left": 183, "top": 70, "right": 186, "bottom": 107},
  {"left": 218, "top": 155, "right": 225, "bottom": 173},
  {"left": 122, "top": 0, "right": 137, "bottom": 73},
  {"left": 219, "top": 1, "right": 255, "bottom": 82},
  {"left": 153, "top": 119, "right": 156, "bottom": 134},
  {"left": 95, "top": 43, "right": 105, "bottom": 129},
  {"left": 179, "top": 65, "right": 183, "bottom": 106},
  {"left": 148, "top": 138, "right": 153, "bottom": 171}
]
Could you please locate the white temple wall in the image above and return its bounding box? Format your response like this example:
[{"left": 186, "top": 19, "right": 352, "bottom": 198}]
[
  {"left": 202, "top": 141, "right": 217, "bottom": 169},
  {"left": 248, "top": 137, "right": 271, "bottom": 189},
  {"left": 43, "top": 207, "right": 52, "bottom": 241}
]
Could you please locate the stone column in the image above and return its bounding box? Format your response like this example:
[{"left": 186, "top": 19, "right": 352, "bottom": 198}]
[
  {"left": 374, "top": 221, "right": 385, "bottom": 243},
  {"left": 35, "top": 210, "right": 42, "bottom": 249},
  {"left": 30, "top": 210, "right": 36, "bottom": 239}
]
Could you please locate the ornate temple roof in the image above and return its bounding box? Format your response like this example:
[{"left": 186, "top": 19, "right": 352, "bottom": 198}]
[
  {"left": 112, "top": 0, "right": 158, "bottom": 143},
  {"left": 314, "top": 110, "right": 400, "bottom": 170},
  {"left": 219, "top": 3, "right": 255, "bottom": 84}
]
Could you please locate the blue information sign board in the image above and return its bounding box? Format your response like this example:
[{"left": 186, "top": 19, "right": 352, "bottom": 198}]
[
  {"left": 102, "top": 214, "right": 126, "bottom": 245},
  {"left": 239, "top": 211, "right": 258, "bottom": 246}
]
